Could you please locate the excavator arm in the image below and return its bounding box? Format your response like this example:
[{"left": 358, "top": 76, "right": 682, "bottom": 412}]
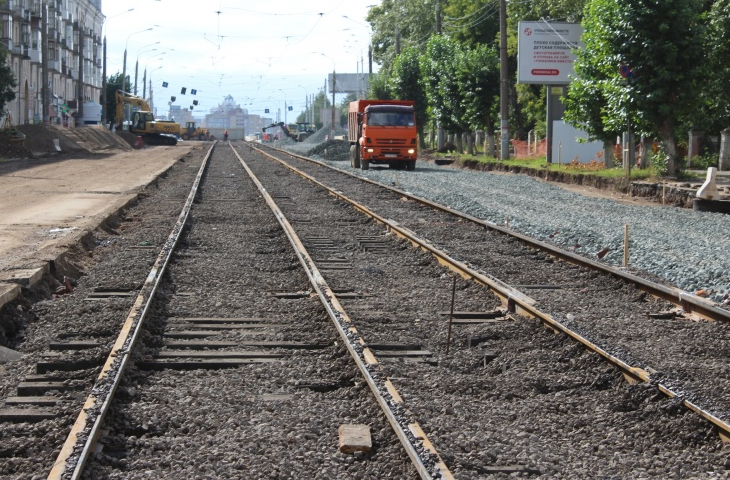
[
  {"left": 261, "top": 122, "right": 297, "bottom": 140},
  {"left": 114, "top": 90, "right": 180, "bottom": 145},
  {"left": 115, "top": 90, "right": 153, "bottom": 130}
]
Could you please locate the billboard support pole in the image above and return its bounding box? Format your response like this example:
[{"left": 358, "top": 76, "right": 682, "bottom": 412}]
[{"left": 546, "top": 86, "right": 553, "bottom": 164}]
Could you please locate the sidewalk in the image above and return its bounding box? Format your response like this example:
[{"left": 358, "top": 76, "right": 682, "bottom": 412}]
[{"left": 0, "top": 145, "right": 194, "bottom": 309}]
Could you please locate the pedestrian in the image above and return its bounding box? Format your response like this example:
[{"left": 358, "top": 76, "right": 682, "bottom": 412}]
[{"left": 224, "top": 130, "right": 229, "bottom": 141}]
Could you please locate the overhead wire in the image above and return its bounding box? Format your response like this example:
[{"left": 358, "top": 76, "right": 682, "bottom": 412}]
[
  {"left": 442, "top": 3, "right": 499, "bottom": 30},
  {"left": 442, "top": 1, "right": 497, "bottom": 22},
  {"left": 538, "top": 16, "right": 581, "bottom": 49}
]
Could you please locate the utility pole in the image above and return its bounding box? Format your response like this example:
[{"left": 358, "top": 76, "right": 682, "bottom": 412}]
[
  {"left": 368, "top": 44, "right": 373, "bottom": 75},
  {"left": 499, "top": 0, "right": 510, "bottom": 160},
  {"left": 436, "top": 0, "right": 444, "bottom": 150},
  {"left": 41, "top": 3, "right": 49, "bottom": 123},
  {"left": 101, "top": 35, "right": 107, "bottom": 124},
  {"left": 331, "top": 71, "right": 336, "bottom": 136},
  {"left": 77, "top": 22, "right": 84, "bottom": 124},
  {"left": 323, "top": 79, "right": 327, "bottom": 130}
]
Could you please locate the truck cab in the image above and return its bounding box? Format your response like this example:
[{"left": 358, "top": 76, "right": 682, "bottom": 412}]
[{"left": 348, "top": 100, "right": 417, "bottom": 171}]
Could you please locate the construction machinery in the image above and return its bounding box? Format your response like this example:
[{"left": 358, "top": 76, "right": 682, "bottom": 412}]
[
  {"left": 262, "top": 122, "right": 315, "bottom": 142},
  {"left": 180, "top": 122, "right": 212, "bottom": 141},
  {"left": 348, "top": 100, "right": 418, "bottom": 170},
  {"left": 115, "top": 90, "right": 180, "bottom": 146}
]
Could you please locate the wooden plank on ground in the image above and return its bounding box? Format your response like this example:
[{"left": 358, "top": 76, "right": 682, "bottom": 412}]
[
  {"left": 339, "top": 424, "right": 372, "bottom": 453},
  {"left": 0, "top": 408, "right": 58, "bottom": 422}
]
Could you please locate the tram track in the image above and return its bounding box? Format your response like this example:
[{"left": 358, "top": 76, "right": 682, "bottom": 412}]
[
  {"left": 244, "top": 143, "right": 730, "bottom": 473},
  {"left": 251, "top": 144, "right": 730, "bottom": 425},
  {"left": 59, "top": 142, "right": 443, "bottom": 479},
  {"left": 1, "top": 141, "right": 729, "bottom": 478}
]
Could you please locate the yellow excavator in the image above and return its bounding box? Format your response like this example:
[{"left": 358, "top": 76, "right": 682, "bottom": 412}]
[
  {"left": 115, "top": 90, "right": 180, "bottom": 145},
  {"left": 262, "top": 122, "right": 315, "bottom": 142}
]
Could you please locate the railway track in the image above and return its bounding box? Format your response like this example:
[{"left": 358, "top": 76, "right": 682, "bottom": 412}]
[
  {"left": 252, "top": 144, "right": 730, "bottom": 424},
  {"left": 0, "top": 141, "right": 728, "bottom": 479}
]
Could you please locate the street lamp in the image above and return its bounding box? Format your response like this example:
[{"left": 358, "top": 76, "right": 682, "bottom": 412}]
[
  {"left": 142, "top": 53, "right": 166, "bottom": 100},
  {"left": 134, "top": 41, "right": 160, "bottom": 95},
  {"left": 101, "top": 7, "right": 134, "bottom": 124},
  {"left": 278, "top": 88, "right": 287, "bottom": 124},
  {"left": 342, "top": 15, "right": 373, "bottom": 76},
  {"left": 320, "top": 53, "right": 336, "bottom": 136},
  {"left": 122, "top": 27, "right": 152, "bottom": 95},
  {"left": 148, "top": 66, "right": 163, "bottom": 116}
]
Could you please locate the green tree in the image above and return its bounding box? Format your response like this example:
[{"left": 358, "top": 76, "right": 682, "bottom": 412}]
[
  {"left": 457, "top": 43, "right": 500, "bottom": 155},
  {"left": 593, "top": 0, "right": 706, "bottom": 175},
  {"left": 389, "top": 47, "right": 428, "bottom": 148},
  {"left": 563, "top": 0, "right": 625, "bottom": 166},
  {"left": 104, "top": 72, "right": 129, "bottom": 125},
  {"left": 0, "top": 46, "right": 17, "bottom": 118},
  {"left": 311, "top": 90, "right": 331, "bottom": 131},
  {"left": 696, "top": 0, "right": 730, "bottom": 133},
  {"left": 441, "top": 0, "right": 500, "bottom": 48},
  {"left": 366, "top": 70, "right": 393, "bottom": 100},
  {"left": 367, "top": 0, "right": 438, "bottom": 71},
  {"left": 421, "top": 35, "right": 462, "bottom": 147}
]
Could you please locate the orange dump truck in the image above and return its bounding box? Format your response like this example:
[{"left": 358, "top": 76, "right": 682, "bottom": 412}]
[{"left": 348, "top": 100, "right": 418, "bottom": 170}]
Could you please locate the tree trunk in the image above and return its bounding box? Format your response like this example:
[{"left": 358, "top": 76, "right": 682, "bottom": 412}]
[
  {"left": 603, "top": 140, "right": 614, "bottom": 168},
  {"left": 658, "top": 123, "right": 677, "bottom": 175},
  {"left": 486, "top": 117, "right": 496, "bottom": 157},
  {"left": 466, "top": 131, "right": 474, "bottom": 155},
  {"left": 455, "top": 133, "right": 463, "bottom": 153},
  {"left": 417, "top": 123, "right": 426, "bottom": 150},
  {"left": 639, "top": 136, "right": 650, "bottom": 169}
]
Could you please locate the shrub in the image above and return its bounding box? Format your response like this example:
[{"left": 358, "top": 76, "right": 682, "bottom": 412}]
[{"left": 691, "top": 153, "right": 718, "bottom": 170}]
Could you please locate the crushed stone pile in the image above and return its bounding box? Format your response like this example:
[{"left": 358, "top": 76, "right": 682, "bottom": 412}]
[{"left": 305, "top": 140, "right": 349, "bottom": 160}]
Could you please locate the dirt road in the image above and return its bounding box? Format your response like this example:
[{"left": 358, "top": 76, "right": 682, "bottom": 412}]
[{"left": 0, "top": 145, "right": 199, "bottom": 293}]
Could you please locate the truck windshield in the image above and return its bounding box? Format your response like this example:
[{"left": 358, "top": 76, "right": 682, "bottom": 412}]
[{"left": 367, "top": 112, "right": 414, "bottom": 127}]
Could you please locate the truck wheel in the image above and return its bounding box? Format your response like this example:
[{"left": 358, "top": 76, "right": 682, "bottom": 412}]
[
  {"left": 350, "top": 145, "right": 361, "bottom": 169},
  {"left": 406, "top": 160, "right": 416, "bottom": 171},
  {"left": 361, "top": 159, "right": 370, "bottom": 170}
]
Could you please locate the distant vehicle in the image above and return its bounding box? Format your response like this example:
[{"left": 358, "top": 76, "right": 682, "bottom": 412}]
[
  {"left": 115, "top": 90, "right": 180, "bottom": 145},
  {"left": 262, "top": 122, "right": 315, "bottom": 142},
  {"left": 180, "top": 122, "right": 211, "bottom": 141},
  {"left": 348, "top": 100, "right": 418, "bottom": 170}
]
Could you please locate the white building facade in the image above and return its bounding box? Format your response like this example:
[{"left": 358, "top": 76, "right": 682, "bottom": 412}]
[{"left": 1, "top": 0, "right": 103, "bottom": 126}]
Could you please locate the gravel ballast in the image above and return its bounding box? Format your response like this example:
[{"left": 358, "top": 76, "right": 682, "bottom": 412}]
[{"left": 295, "top": 151, "right": 730, "bottom": 304}]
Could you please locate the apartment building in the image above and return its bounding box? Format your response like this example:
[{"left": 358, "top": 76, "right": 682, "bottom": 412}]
[{"left": 0, "top": 0, "right": 103, "bottom": 126}]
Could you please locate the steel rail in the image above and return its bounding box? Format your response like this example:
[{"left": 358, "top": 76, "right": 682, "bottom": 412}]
[
  {"left": 230, "top": 144, "right": 454, "bottom": 480},
  {"left": 47, "top": 143, "right": 217, "bottom": 480},
  {"left": 252, "top": 143, "right": 730, "bottom": 443},
  {"left": 261, "top": 144, "right": 730, "bottom": 323}
]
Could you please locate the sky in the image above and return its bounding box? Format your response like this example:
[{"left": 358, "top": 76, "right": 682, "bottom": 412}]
[{"left": 103, "top": 0, "right": 380, "bottom": 120}]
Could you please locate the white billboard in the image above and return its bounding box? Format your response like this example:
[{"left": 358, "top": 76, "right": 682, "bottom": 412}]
[
  {"left": 328, "top": 73, "right": 370, "bottom": 94},
  {"left": 517, "top": 21, "right": 582, "bottom": 85}
]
